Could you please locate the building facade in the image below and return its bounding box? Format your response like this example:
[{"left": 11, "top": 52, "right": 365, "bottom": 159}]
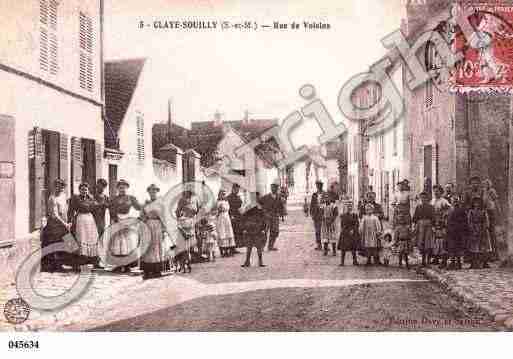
[
  {"left": 403, "top": 0, "right": 511, "bottom": 254},
  {"left": 0, "top": 0, "right": 104, "bottom": 248},
  {"left": 104, "top": 58, "right": 181, "bottom": 202}
]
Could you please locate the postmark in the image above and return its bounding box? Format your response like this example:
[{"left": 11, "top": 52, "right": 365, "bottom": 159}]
[
  {"left": 452, "top": 3, "right": 513, "bottom": 92},
  {"left": 3, "top": 298, "right": 31, "bottom": 325}
]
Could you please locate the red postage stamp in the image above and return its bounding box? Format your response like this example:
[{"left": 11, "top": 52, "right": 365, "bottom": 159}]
[{"left": 452, "top": 3, "right": 513, "bottom": 92}]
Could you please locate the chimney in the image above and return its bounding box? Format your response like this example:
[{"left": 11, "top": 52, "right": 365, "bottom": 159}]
[
  {"left": 214, "top": 110, "right": 222, "bottom": 126},
  {"left": 243, "top": 109, "right": 250, "bottom": 125}
]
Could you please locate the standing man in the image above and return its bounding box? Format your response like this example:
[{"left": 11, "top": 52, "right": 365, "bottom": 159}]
[
  {"left": 464, "top": 175, "right": 483, "bottom": 210},
  {"left": 241, "top": 194, "right": 267, "bottom": 267},
  {"left": 227, "top": 183, "right": 243, "bottom": 253},
  {"left": 260, "top": 182, "right": 285, "bottom": 251},
  {"left": 310, "top": 180, "right": 325, "bottom": 250}
]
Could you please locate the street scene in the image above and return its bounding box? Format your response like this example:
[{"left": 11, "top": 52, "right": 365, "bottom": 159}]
[{"left": 1, "top": 0, "right": 513, "bottom": 337}]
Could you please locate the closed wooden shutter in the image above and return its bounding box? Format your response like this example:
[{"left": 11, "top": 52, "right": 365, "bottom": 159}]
[
  {"left": 188, "top": 153, "right": 195, "bottom": 182},
  {"left": 95, "top": 141, "right": 103, "bottom": 182},
  {"left": 29, "top": 127, "right": 46, "bottom": 230},
  {"left": 71, "top": 137, "right": 82, "bottom": 195},
  {"left": 59, "top": 133, "right": 68, "bottom": 190}
]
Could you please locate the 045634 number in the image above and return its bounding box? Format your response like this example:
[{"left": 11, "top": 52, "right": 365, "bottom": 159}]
[{"left": 8, "top": 340, "right": 39, "bottom": 350}]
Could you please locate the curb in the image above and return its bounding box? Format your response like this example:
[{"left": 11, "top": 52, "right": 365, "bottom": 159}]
[{"left": 418, "top": 267, "right": 513, "bottom": 331}]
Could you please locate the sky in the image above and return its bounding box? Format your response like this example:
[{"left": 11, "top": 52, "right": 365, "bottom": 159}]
[{"left": 104, "top": 0, "right": 406, "bottom": 147}]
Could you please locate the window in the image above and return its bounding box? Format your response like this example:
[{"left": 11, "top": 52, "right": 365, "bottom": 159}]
[
  {"left": 353, "top": 134, "right": 358, "bottom": 163},
  {"left": 79, "top": 12, "right": 93, "bottom": 91},
  {"left": 425, "top": 41, "right": 436, "bottom": 109},
  {"left": 40, "top": 0, "right": 59, "bottom": 75},
  {"left": 379, "top": 134, "right": 385, "bottom": 159},
  {"left": 136, "top": 115, "right": 145, "bottom": 162}
]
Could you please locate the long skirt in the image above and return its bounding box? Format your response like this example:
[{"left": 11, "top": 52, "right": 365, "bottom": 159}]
[
  {"left": 217, "top": 213, "right": 235, "bottom": 248},
  {"left": 108, "top": 218, "right": 140, "bottom": 269},
  {"left": 75, "top": 213, "right": 99, "bottom": 264},
  {"left": 394, "top": 225, "right": 412, "bottom": 253},
  {"left": 338, "top": 231, "right": 359, "bottom": 251},
  {"left": 322, "top": 223, "right": 337, "bottom": 244},
  {"left": 432, "top": 228, "right": 447, "bottom": 256},
  {"left": 140, "top": 219, "right": 171, "bottom": 274},
  {"left": 416, "top": 219, "right": 433, "bottom": 255},
  {"left": 40, "top": 217, "right": 70, "bottom": 270}
]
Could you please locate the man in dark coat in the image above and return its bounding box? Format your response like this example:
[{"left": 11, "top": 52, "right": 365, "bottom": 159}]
[
  {"left": 226, "top": 183, "right": 243, "bottom": 252},
  {"left": 310, "top": 180, "right": 325, "bottom": 250},
  {"left": 260, "top": 182, "right": 285, "bottom": 251},
  {"left": 241, "top": 196, "right": 267, "bottom": 267}
]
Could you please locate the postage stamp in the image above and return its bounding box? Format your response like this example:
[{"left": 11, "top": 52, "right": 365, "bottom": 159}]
[{"left": 452, "top": 3, "right": 513, "bottom": 92}]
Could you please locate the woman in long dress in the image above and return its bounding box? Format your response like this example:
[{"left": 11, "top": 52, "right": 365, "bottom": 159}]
[
  {"left": 68, "top": 182, "right": 100, "bottom": 271},
  {"left": 92, "top": 178, "right": 110, "bottom": 238},
  {"left": 108, "top": 179, "right": 143, "bottom": 273},
  {"left": 175, "top": 190, "right": 201, "bottom": 263},
  {"left": 41, "top": 178, "right": 71, "bottom": 272},
  {"left": 392, "top": 180, "right": 413, "bottom": 267},
  {"left": 338, "top": 201, "right": 360, "bottom": 266},
  {"left": 467, "top": 197, "right": 493, "bottom": 269},
  {"left": 140, "top": 184, "right": 171, "bottom": 280},
  {"left": 216, "top": 190, "right": 235, "bottom": 257}
]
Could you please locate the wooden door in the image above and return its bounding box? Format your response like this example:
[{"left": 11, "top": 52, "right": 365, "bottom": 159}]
[
  {"left": 29, "top": 127, "right": 45, "bottom": 230},
  {"left": 424, "top": 145, "right": 433, "bottom": 199},
  {"left": 0, "top": 115, "right": 15, "bottom": 242},
  {"left": 43, "top": 130, "right": 60, "bottom": 205}
]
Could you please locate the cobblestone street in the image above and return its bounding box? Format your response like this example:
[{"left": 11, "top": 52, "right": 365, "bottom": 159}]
[{"left": 1, "top": 208, "right": 503, "bottom": 331}]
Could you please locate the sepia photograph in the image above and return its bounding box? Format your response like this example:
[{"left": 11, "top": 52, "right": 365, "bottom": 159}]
[{"left": 1, "top": 0, "right": 513, "bottom": 355}]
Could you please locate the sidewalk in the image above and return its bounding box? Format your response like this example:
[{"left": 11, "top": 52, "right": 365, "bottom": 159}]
[
  {"left": 419, "top": 264, "right": 513, "bottom": 330},
  {"left": 0, "top": 269, "right": 142, "bottom": 331}
]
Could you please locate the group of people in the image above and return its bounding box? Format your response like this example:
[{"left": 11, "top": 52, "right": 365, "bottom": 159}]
[
  {"left": 307, "top": 175, "right": 499, "bottom": 270},
  {"left": 41, "top": 177, "right": 287, "bottom": 280}
]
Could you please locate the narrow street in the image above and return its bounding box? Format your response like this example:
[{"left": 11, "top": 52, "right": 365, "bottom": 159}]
[{"left": 89, "top": 207, "right": 498, "bottom": 331}]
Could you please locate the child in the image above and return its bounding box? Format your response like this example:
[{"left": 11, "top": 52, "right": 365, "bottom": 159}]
[
  {"left": 395, "top": 225, "right": 412, "bottom": 269},
  {"left": 197, "top": 215, "right": 217, "bottom": 262},
  {"left": 360, "top": 204, "right": 382, "bottom": 265},
  {"left": 322, "top": 195, "right": 339, "bottom": 256},
  {"left": 467, "top": 197, "right": 492, "bottom": 269},
  {"left": 431, "top": 184, "right": 452, "bottom": 268},
  {"left": 381, "top": 233, "right": 395, "bottom": 267},
  {"left": 339, "top": 201, "right": 359, "bottom": 266},
  {"left": 413, "top": 191, "right": 435, "bottom": 267}
]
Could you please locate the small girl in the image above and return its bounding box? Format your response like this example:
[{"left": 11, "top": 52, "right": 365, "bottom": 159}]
[
  {"left": 381, "top": 233, "right": 395, "bottom": 267},
  {"left": 360, "top": 204, "right": 382, "bottom": 265},
  {"left": 322, "top": 195, "right": 339, "bottom": 256},
  {"left": 197, "top": 214, "right": 218, "bottom": 262}
]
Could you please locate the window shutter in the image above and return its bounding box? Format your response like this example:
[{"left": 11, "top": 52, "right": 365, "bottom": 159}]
[
  {"left": 189, "top": 153, "right": 195, "bottom": 181},
  {"left": 79, "top": 12, "right": 94, "bottom": 92},
  {"left": 95, "top": 141, "right": 103, "bottom": 181},
  {"left": 71, "top": 137, "right": 82, "bottom": 195},
  {"left": 29, "top": 127, "right": 46, "bottom": 231},
  {"left": 59, "top": 133, "right": 68, "bottom": 190},
  {"left": 136, "top": 116, "right": 145, "bottom": 162}
]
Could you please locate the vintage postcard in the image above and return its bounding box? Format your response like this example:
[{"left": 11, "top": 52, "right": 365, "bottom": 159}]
[{"left": 1, "top": 1, "right": 513, "bottom": 352}]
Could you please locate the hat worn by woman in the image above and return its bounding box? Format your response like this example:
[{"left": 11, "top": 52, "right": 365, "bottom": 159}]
[
  {"left": 433, "top": 184, "right": 444, "bottom": 192},
  {"left": 54, "top": 178, "right": 66, "bottom": 188},
  {"left": 147, "top": 184, "right": 160, "bottom": 192},
  {"left": 78, "top": 182, "right": 89, "bottom": 190},
  {"left": 117, "top": 179, "right": 130, "bottom": 188},
  {"left": 96, "top": 178, "right": 108, "bottom": 188}
]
